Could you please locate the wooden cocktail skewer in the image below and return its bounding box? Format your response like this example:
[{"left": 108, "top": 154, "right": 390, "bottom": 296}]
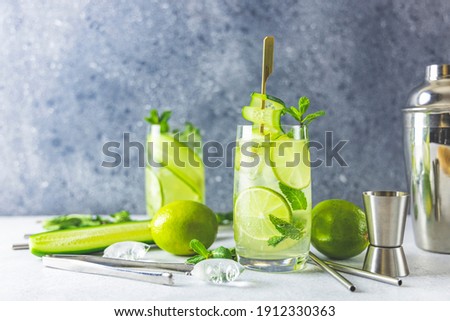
[{"left": 260, "top": 36, "right": 274, "bottom": 134}]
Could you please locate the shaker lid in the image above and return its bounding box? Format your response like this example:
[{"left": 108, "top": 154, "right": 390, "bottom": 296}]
[
  {"left": 426, "top": 64, "right": 450, "bottom": 81},
  {"left": 403, "top": 64, "right": 450, "bottom": 112}
]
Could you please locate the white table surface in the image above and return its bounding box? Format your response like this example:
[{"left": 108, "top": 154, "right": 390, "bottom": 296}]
[{"left": 1, "top": 216, "right": 449, "bottom": 301}]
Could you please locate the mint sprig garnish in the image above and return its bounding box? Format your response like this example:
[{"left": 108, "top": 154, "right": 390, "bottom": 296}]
[
  {"left": 279, "top": 182, "right": 307, "bottom": 210},
  {"left": 41, "top": 210, "right": 132, "bottom": 231},
  {"left": 284, "top": 96, "right": 325, "bottom": 126},
  {"left": 186, "top": 239, "right": 236, "bottom": 264},
  {"left": 267, "top": 215, "right": 304, "bottom": 247},
  {"left": 144, "top": 109, "right": 202, "bottom": 155},
  {"left": 144, "top": 109, "right": 172, "bottom": 133}
]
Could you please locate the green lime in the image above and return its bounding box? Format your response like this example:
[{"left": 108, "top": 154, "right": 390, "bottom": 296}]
[
  {"left": 147, "top": 132, "right": 204, "bottom": 196},
  {"left": 151, "top": 201, "right": 218, "bottom": 256},
  {"left": 270, "top": 138, "right": 311, "bottom": 189},
  {"left": 311, "top": 199, "right": 369, "bottom": 260},
  {"left": 234, "top": 187, "right": 295, "bottom": 251}
]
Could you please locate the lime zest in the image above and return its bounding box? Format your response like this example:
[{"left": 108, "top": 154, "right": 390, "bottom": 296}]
[
  {"left": 267, "top": 215, "right": 305, "bottom": 247},
  {"left": 279, "top": 182, "right": 307, "bottom": 210}
]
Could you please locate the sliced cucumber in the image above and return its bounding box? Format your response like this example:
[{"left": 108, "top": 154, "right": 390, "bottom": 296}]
[
  {"left": 29, "top": 220, "right": 153, "bottom": 257},
  {"left": 242, "top": 106, "right": 283, "bottom": 131},
  {"left": 147, "top": 132, "right": 204, "bottom": 196},
  {"left": 249, "top": 92, "right": 286, "bottom": 110},
  {"left": 145, "top": 167, "right": 163, "bottom": 218}
]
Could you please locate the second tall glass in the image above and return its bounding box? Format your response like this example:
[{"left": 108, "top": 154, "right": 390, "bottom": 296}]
[{"left": 145, "top": 124, "right": 205, "bottom": 218}]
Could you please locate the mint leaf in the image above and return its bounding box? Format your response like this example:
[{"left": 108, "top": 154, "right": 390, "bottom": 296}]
[
  {"left": 302, "top": 110, "right": 326, "bottom": 126},
  {"left": 211, "top": 246, "right": 233, "bottom": 259},
  {"left": 42, "top": 212, "right": 134, "bottom": 231},
  {"left": 268, "top": 235, "right": 287, "bottom": 247},
  {"left": 269, "top": 215, "right": 304, "bottom": 240},
  {"left": 174, "top": 122, "right": 202, "bottom": 142},
  {"left": 186, "top": 254, "right": 205, "bottom": 264},
  {"left": 267, "top": 215, "right": 305, "bottom": 247},
  {"left": 189, "top": 239, "right": 211, "bottom": 258},
  {"left": 298, "top": 96, "right": 310, "bottom": 116},
  {"left": 216, "top": 211, "right": 233, "bottom": 225},
  {"left": 145, "top": 109, "right": 159, "bottom": 125},
  {"left": 173, "top": 122, "right": 202, "bottom": 155},
  {"left": 279, "top": 182, "right": 307, "bottom": 210},
  {"left": 144, "top": 109, "right": 172, "bottom": 133},
  {"left": 283, "top": 106, "right": 301, "bottom": 122},
  {"left": 109, "top": 210, "right": 131, "bottom": 223},
  {"left": 159, "top": 111, "right": 172, "bottom": 133},
  {"left": 283, "top": 96, "right": 325, "bottom": 127},
  {"left": 186, "top": 241, "right": 237, "bottom": 264}
]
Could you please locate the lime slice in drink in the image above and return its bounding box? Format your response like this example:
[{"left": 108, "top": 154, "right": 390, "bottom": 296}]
[
  {"left": 270, "top": 138, "right": 311, "bottom": 189},
  {"left": 148, "top": 132, "right": 204, "bottom": 195},
  {"left": 235, "top": 139, "right": 265, "bottom": 174},
  {"left": 234, "top": 187, "right": 293, "bottom": 250},
  {"left": 145, "top": 167, "right": 163, "bottom": 216}
]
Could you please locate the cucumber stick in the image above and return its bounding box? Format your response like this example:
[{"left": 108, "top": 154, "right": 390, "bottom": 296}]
[{"left": 29, "top": 220, "right": 153, "bottom": 257}]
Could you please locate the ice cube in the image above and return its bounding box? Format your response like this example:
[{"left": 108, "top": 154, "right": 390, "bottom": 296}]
[
  {"left": 103, "top": 241, "right": 152, "bottom": 261},
  {"left": 191, "top": 259, "right": 244, "bottom": 284}
]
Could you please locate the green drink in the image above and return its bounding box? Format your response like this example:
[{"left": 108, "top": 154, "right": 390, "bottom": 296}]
[
  {"left": 234, "top": 124, "right": 312, "bottom": 272},
  {"left": 145, "top": 111, "right": 204, "bottom": 218}
]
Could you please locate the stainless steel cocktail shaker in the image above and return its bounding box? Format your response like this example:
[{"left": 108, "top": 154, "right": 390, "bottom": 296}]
[{"left": 403, "top": 64, "right": 450, "bottom": 253}]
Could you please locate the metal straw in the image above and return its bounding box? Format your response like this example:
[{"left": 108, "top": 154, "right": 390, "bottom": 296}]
[
  {"left": 49, "top": 254, "right": 194, "bottom": 273},
  {"left": 42, "top": 255, "right": 174, "bottom": 286},
  {"left": 309, "top": 252, "right": 356, "bottom": 292},
  {"left": 324, "top": 260, "right": 402, "bottom": 286},
  {"left": 12, "top": 243, "right": 29, "bottom": 250}
]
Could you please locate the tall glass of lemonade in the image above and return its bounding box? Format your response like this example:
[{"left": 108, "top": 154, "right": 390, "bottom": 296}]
[{"left": 234, "top": 123, "right": 312, "bottom": 272}]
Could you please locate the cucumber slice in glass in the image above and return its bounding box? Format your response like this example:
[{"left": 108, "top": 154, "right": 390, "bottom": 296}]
[
  {"left": 249, "top": 92, "right": 286, "bottom": 110},
  {"left": 147, "top": 132, "right": 204, "bottom": 197}
]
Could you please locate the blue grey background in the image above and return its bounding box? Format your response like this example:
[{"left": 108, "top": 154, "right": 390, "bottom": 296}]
[{"left": 1, "top": 0, "right": 450, "bottom": 215}]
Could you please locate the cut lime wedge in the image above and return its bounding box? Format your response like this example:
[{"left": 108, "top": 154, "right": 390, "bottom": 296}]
[
  {"left": 147, "top": 132, "right": 204, "bottom": 196},
  {"left": 234, "top": 187, "right": 294, "bottom": 251},
  {"left": 270, "top": 138, "right": 311, "bottom": 189}
]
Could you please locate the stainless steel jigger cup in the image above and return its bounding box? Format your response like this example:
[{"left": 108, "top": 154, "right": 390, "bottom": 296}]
[{"left": 362, "top": 191, "right": 410, "bottom": 277}]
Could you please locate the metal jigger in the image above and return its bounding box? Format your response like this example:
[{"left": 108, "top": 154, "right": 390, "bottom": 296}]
[{"left": 362, "top": 191, "right": 410, "bottom": 277}]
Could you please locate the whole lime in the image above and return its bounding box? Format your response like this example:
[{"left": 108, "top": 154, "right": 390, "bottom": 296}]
[
  {"left": 311, "top": 199, "right": 369, "bottom": 260},
  {"left": 151, "top": 200, "right": 218, "bottom": 256}
]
